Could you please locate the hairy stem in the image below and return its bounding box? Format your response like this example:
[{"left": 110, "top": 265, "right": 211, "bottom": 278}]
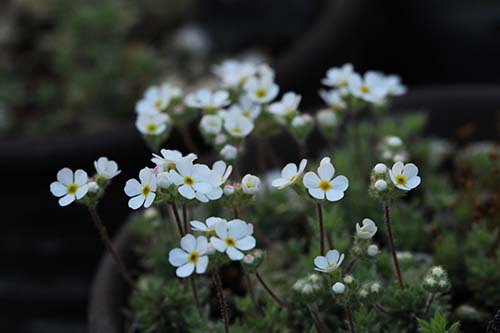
[
  {"left": 88, "top": 206, "right": 134, "bottom": 287},
  {"left": 182, "top": 203, "right": 189, "bottom": 235},
  {"left": 316, "top": 203, "right": 326, "bottom": 255},
  {"left": 255, "top": 271, "right": 288, "bottom": 309},
  {"left": 384, "top": 202, "right": 404, "bottom": 288},
  {"left": 245, "top": 273, "right": 259, "bottom": 313},
  {"left": 169, "top": 202, "right": 185, "bottom": 236},
  {"left": 212, "top": 271, "right": 230, "bottom": 333},
  {"left": 424, "top": 292, "right": 436, "bottom": 317}
]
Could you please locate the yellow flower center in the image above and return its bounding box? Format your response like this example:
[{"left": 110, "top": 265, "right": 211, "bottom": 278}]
[
  {"left": 184, "top": 176, "right": 194, "bottom": 186},
  {"left": 339, "top": 81, "right": 348, "bottom": 88},
  {"left": 67, "top": 183, "right": 78, "bottom": 195},
  {"left": 319, "top": 180, "right": 332, "bottom": 192},
  {"left": 224, "top": 237, "right": 236, "bottom": 247},
  {"left": 154, "top": 100, "right": 162, "bottom": 109},
  {"left": 166, "top": 162, "right": 176, "bottom": 170},
  {"left": 205, "top": 229, "right": 216, "bottom": 238},
  {"left": 395, "top": 174, "right": 407, "bottom": 186},
  {"left": 360, "top": 85, "right": 370, "bottom": 94},
  {"left": 232, "top": 127, "right": 242, "bottom": 134},
  {"left": 242, "top": 110, "right": 251, "bottom": 118},
  {"left": 246, "top": 182, "right": 254, "bottom": 189},
  {"left": 188, "top": 251, "right": 200, "bottom": 264},
  {"left": 142, "top": 184, "right": 151, "bottom": 196},
  {"left": 255, "top": 88, "right": 267, "bottom": 98},
  {"left": 146, "top": 123, "right": 158, "bottom": 133}
]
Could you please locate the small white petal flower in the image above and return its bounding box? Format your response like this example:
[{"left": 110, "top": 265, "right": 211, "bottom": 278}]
[
  {"left": 169, "top": 159, "right": 212, "bottom": 201},
  {"left": 343, "top": 274, "right": 354, "bottom": 284},
  {"left": 272, "top": 159, "right": 307, "bottom": 189},
  {"left": 213, "top": 59, "right": 257, "bottom": 87},
  {"left": 226, "top": 96, "right": 261, "bottom": 120},
  {"left": 316, "top": 109, "right": 338, "bottom": 127},
  {"left": 224, "top": 185, "right": 235, "bottom": 196},
  {"left": 371, "top": 282, "right": 381, "bottom": 293},
  {"left": 151, "top": 149, "right": 197, "bottom": 171},
  {"left": 242, "top": 174, "right": 261, "bottom": 194},
  {"left": 322, "top": 63, "right": 355, "bottom": 90},
  {"left": 87, "top": 181, "right": 99, "bottom": 193},
  {"left": 319, "top": 89, "right": 346, "bottom": 110},
  {"left": 367, "top": 244, "right": 379, "bottom": 256},
  {"left": 220, "top": 144, "right": 238, "bottom": 160},
  {"left": 124, "top": 167, "right": 157, "bottom": 210},
  {"left": 243, "top": 254, "right": 255, "bottom": 264},
  {"left": 244, "top": 77, "right": 279, "bottom": 104},
  {"left": 332, "top": 282, "right": 345, "bottom": 295},
  {"left": 424, "top": 277, "right": 436, "bottom": 287},
  {"left": 302, "top": 159, "right": 349, "bottom": 201},
  {"left": 200, "top": 114, "right": 223, "bottom": 134},
  {"left": 157, "top": 172, "right": 172, "bottom": 188},
  {"left": 215, "top": 133, "right": 228, "bottom": 145},
  {"left": 50, "top": 168, "right": 89, "bottom": 206},
  {"left": 185, "top": 89, "right": 230, "bottom": 110},
  {"left": 224, "top": 113, "right": 254, "bottom": 137},
  {"left": 136, "top": 112, "right": 170, "bottom": 135},
  {"left": 385, "top": 136, "right": 403, "bottom": 147},
  {"left": 94, "top": 157, "right": 121, "bottom": 179},
  {"left": 373, "top": 163, "right": 387, "bottom": 174},
  {"left": 314, "top": 249, "right": 345, "bottom": 273},
  {"left": 365, "top": 71, "right": 407, "bottom": 96},
  {"left": 291, "top": 114, "right": 313, "bottom": 128},
  {"left": 431, "top": 266, "right": 445, "bottom": 278},
  {"left": 135, "top": 84, "right": 174, "bottom": 114},
  {"left": 191, "top": 217, "right": 227, "bottom": 236},
  {"left": 169, "top": 234, "right": 209, "bottom": 278},
  {"left": 197, "top": 161, "right": 233, "bottom": 201},
  {"left": 210, "top": 219, "right": 256, "bottom": 261},
  {"left": 374, "top": 179, "right": 387, "bottom": 191},
  {"left": 356, "top": 218, "right": 378, "bottom": 239},
  {"left": 388, "top": 161, "right": 421, "bottom": 191},
  {"left": 268, "top": 92, "right": 301, "bottom": 117},
  {"left": 348, "top": 72, "right": 388, "bottom": 104}
]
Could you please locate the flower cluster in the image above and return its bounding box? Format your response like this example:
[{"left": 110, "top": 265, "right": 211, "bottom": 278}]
[
  {"left": 169, "top": 217, "right": 256, "bottom": 277},
  {"left": 50, "top": 157, "right": 121, "bottom": 206},
  {"left": 379, "top": 135, "right": 409, "bottom": 163},
  {"left": 423, "top": 266, "right": 450, "bottom": 293},
  {"left": 369, "top": 160, "right": 421, "bottom": 200}
]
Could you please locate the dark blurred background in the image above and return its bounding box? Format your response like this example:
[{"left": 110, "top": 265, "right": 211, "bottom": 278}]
[{"left": 0, "top": 0, "right": 499, "bottom": 332}]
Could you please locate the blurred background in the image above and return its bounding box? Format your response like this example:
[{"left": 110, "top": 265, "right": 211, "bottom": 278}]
[{"left": 0, "top": 0, "right": 499, "bottom": 331}]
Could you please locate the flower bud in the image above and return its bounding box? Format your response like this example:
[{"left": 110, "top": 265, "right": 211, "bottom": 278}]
[
  {"left": 367, "top": 244, "right": 379, "bottom": 256},
  {"left": 343, "top": 274, "right": 354, "bottom": 284},
  {"left": 157, "top": 172, "right": 172, "bottom": 188},
  {"left": 223, "top": 185, "right": 235, "bottom": 196},
  {"left": 373, "top": 163, "right": 387, "bottom": 174},
  {"left": 374, "top": 179, "right": 387, "bottom": 191},
  {"left": 386, "top": 136, "right": 402, "bottom": 147},
  {"left": 88, "top": 181, "right": 99, "bottom": 193},
  {"left": 332, "top": 282, "right": 345, "bottom": 295},
  {"left": 220, "top": 144, "right": 237, "bottom": 160}
]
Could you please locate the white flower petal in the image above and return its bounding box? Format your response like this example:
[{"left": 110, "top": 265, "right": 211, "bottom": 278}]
[
  {"left": 57, "top": 168, "right": 73, "bottom": 186},
  {"left": 50, "top": 182, "right": 67, "bottom": 197},
  {"left": 169, "top": 248, "right": 188, "bottom": 267},
  {"left": 74, "top": 169, "right": 88, "bottom": 186},
  {"left": 124, "top": 179, "right": 142, "bottom": 196},
  {"left": 392, "top": 161, "right": 404, "bottom": 175},
  {"left": 178, "top": 185, "right": 196, "bottom": 199},
  {"left": 139, "top": 167, "right": 152, "bottom": 185},
  {"left": 227, "top": 247, "right": 244, "bottom": 261},
  {"left": 298, "top": 159, "right": 308, "bottom": 175},
  {"left": 176, "top": 263, "right": 195, "bottom": 278},
  {"left": 282, "top": 163, "right": 298, "bottom": 179},
  {"left": 228, "top": 219, "right": 248, "bottom": 239},
  {"left": 196, "top": 236, "right": 208, "bottom": 254},
  {"left": 58, "top": 194, "right": 75, "bottom": 207},
  {"left": 169, "top": 170, "right": 184, "bottom": 185},
  {"left": 128, "top": 195, "right": 145, "bottom": 210},
  {"left": 325, "top": 189, "right": 344, "bottom": 201},
  {"left": 210, "top": 237, "right": 227, "bottom": 252},
  {"left": 318, "top": 163, "right": 335, "bottom": 180},
  {"left": 309, "top": 188, "right": 325, "bottom": 199},
  {"left": 144, "top": 192, "right": 155, "bottom": 208},
  {"left": 193, "top": 182, "right": 212, "bottom": 194},
  {"left": 314, "top": 256, "right": 328, "bottom": 269},
  {"left": 272, "top": 178, "right": 289, "bottom": 189},
  {"left": 181, "top": 234, "right": 197, "bottom": 252},
  {"left": 196, "top": 256, "right": 209, "bottom": 274},
  {"left": 207, "top": 217, "right": 225, "bottom": 229},
  {"left": 236, "top": 236, "right": 256, "bottom": 251},
  {"left": 331, "top": 175, "right": 349, "bottom": 191},
  {"left": 326, "top": 250, "right": 340, "bottom": 265},
  {"left": 407, "top": 176, "right": 421, "bottom": 189},
  {"left": 75, "top": 184, "right": 88, "bottom": 199},
  {"left": 214, "top": 221, "right": 228, "bottom": 239},
  {"left": 402, "top": 163, "right": 418, "bottom": 178},
  {"left": 303, "top": 172, "right": 320, "bottom": 189},
  {"left": 190, "top": 221, "right": 208, "bottom": 232}
]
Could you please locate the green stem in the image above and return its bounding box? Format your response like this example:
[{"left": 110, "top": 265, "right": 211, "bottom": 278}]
[
  {"left": 255, "top": 270, "right": 288, "bottom": 309},
  {"left": 384, "top": 202, "right": 404, "bottom": 288}
]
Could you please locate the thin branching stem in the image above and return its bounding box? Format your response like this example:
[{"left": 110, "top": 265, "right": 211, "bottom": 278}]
[
  {"left": 384, "top": 201, "right": 404, "bottom": 288},
  {"left": 212, "top": 271, "right": 230, "bottom": 333},
  {"left": 169, "top": 202, "right": 185, "bottom": 236},
  {"left": 316, "top": 203, "right": 326, "bottom": 255},
  {"left": 255, "top": 270, "right": 288, "bottom": 309},
  {"left": 88, "top": 206, "right": 134, "bottom": 287}
]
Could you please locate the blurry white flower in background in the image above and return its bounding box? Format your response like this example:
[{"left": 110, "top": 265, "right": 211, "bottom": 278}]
[
  {"left": 269, "top": 92, "right": 301, "bottom": 117},
  {"left": 135, "top": 112, "right": 170, "bottom": 135}
]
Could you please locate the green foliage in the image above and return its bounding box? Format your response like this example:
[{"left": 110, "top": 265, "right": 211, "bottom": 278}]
[{"left": 417, "top": 313, "right": 460, "bottom": 333}]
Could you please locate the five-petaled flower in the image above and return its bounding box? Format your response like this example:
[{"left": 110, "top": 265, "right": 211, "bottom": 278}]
[
  {"left": 169, "top": 159, "right": 212, "bottom": 201},
  {"left": 314, "top": 249, "right": 345, "bottom": 273},
  {"left": 210, "top": 219, "right": 256, "bottom": 260},
  {"left": 124, "top": 167, "right": 157, "bottom": 209},
  {"left": 50, "top": 168, "right": 89, "bottom": 206},
  {"left": 356, "top": 218, "right": 378, "bottom": 239},
  {"left": 303, "top": 159, "right": 349, "bottom": 201},
  {"left": 169, "top": 234, "right": 209, "bottom": 278},
  {"left": 272, "top": 159, "right": 308, "bottom": 189},
  {"left": 94, "top": 157, "right": 121, "bottom": 179},
  {"left": 151, "top": 149, "right": 197, "bottom": 172},
  {"left": 388, "top": 161, "right": 421, "bottom": 191}
]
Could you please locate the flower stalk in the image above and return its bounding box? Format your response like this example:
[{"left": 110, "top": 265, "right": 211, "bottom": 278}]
[
  {"left": 212, "top": 271, "right": 230, "bottom": 333},
  {"left": 316, "top": 203, "right": 326, "bottom": 255},
  {"left": 255, "top": 270, "right": 288, "bottom": 309},
  {"left": 346, "top": 304, "right": 356, "bottom": 333},
  {"left": 169, "top": 202, "right": 185, "bottom": 236},
  {"left": 190, "top": 276, "right": 202, "bottom": 318},
  {"left": 383, "top": 202, "right": 404, "bottom": 288},
  {"left": 88, "top": 206, "right": 134, "bottom": 287}
]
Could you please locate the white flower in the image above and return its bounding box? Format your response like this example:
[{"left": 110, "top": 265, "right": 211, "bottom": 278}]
[
  {"left": 348, "top": 72, "right": 388, "bottom": 104},
  {"left": 135, "top": 84, "right": 173, "bottom": 114},
  {"left": 272, "top": 159, "right": 307, "bottom": 189},
  {"left": 213, "top": 59, "right": 257, "bottom": 87},
  {"left": 215, "top": 133, "right": 228, "bottom": 145},
  {"left": 197, "top": 161, "right": 233, "bottom": 201},
  {"left": 393, "top": 152, "right": 408, "bottom": 163},
  {"left": 388, "top": 161, "right": 421, "bottom": 191},
  {"left": 359, "top": 288, "right": 369, "bottom": 298},
  {"left": 303, "top": 159, "right": 349, "bottom": 201},
  {"left": 224, "top": 185, "right": 235, "bottom": 196},
  {"left": 367, "top": 244, "right": 379, "bottom": 256},
  {"left": 332, "top": 282, "right": 345, "bottom": 295},
  {"left": 424, "top": 277, "right": 436, "bottom": 287},
  {"left": 374, "top": 179, "right": 387, "bottom": 191},
  {"left": 169, "top": 159, "right": 212, "bottom": 201},
  {"left": 157, "top": 172, "right": 172, "bottom": 188},
  {"left": 244, "top": 77, "right": 279, "bottom": 104},
  {"left": 431, "top": 266, "right": 445, "bottom": 278},
  {"left": 224, "top": 113, "right": 254, "bottom": 137},
  {"left": 124, "top": 167, "right": 157, "bottom": 209},
  {"left": 365, "top": 71, "right": 407, "bottom": 96},
  {"left": 136, "top": 112, "right": 170, "bottom": 135},
  {"left": 268, "top": 92, "right": 301, "bottom": 117},
  {"left": 151, "top": 149, "right": 197, "bottom": 171},
  {"left": 319, "top": 89, "right": 346, "bottom": 110},
  {"left": 168, "top": 234, "right": 209, "bottom": 278},
  {"left": 314, "top": 249, "right": 345, "bottom": 273},
  {"left": 227, "top": 97, "right": 261, "bottom": 120},
  {"left": 185, "top": 89, "right": 230, "bottom": 110},
  {"left": 94, "top": 157, "right": 121, "bottom": 179},
  {"left": 356, "top": 218, "right": 378, "bottom": 239},
  {"left": 371, "top": 282, "right": 381, "bottom": 293},
  {"left": 191, "top": 217, "right": 227, "bottom": 236},
  {"left": 291, "top": 114, "right": 313, "bottom": 128},
  {"left": 242, "top": 174, "right": 261, "bottom": 194},
  {"left": 88, "top": 181, "right": 99, "bottom": 193},
  {"left": 220, "top": 144, "right": 238, "bottom": 160},
  {"left": 50, "top": 168, "right": 89, "bottom": 206},
  {"left": 385, "top": 136, "right": 403, "bottom": 147},
  {"left": 316, "top": 109, "right": 338, "bottom": 127},
  {"left": 322, "top": 63, "right": 355, "bottom": 90},
  {"left": 243, "top": 254, "right": 255, "bottom": 264},
  {"left": 373, "top": 163, "right": 387, "bottom": 174},
  {"left": 200, "top": 114, "right": 223, "bottom": 134},
  {"left": 210, "top": 219, "right": 256, "bottom": 260}
]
